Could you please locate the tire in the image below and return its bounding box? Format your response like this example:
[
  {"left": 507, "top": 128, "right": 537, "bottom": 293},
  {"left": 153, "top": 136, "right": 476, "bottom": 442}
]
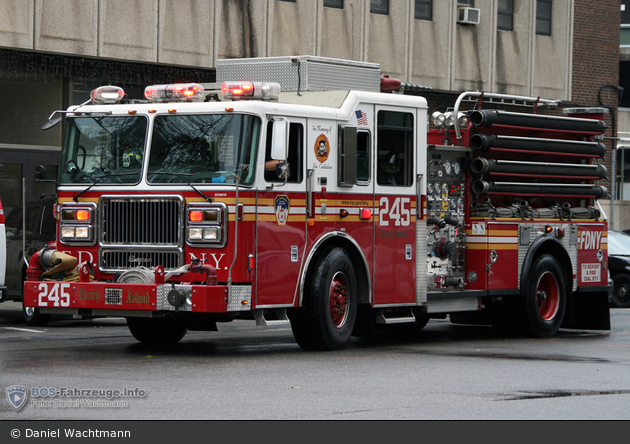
[
  {"left": 611, "top": 274, "right": 630, "bottom": 308},
  {"left": 23, "top": 302, "right": 51, "bottom": 327},
  {"left": 289, "top": 247, "right": 358, "bottom": 351},
  {"left": 520, "top": 254, "right": 567, "bottom": 337},
  {"left": 126, "top": 317, "right": 189, "bottom": 344}
]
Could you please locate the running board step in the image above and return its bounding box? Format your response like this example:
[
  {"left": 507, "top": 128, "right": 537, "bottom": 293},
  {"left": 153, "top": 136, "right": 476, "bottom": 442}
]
[
  {"left": 374, "top": 308, "right": 416, "bottom": 324},
  {"left": 252, "top": 308, "right": 291, "bottom": 327}
]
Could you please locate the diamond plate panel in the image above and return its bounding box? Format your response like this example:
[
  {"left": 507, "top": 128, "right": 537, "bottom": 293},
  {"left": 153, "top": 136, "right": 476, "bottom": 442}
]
[
  {"left": 228, "top": 285, "right": 252, "bottom": 311},
  {"left": 156, "top": 284, "right": 192, "bottom": 312},
  {"left": 416, "top": 220, "right": 428, "bottom": 305},
  {"left": 518, "top": 223, "right": 578, "bottom": 292},
  {"left": 217, "top": 56, "right": 381, "bottom": 93}
]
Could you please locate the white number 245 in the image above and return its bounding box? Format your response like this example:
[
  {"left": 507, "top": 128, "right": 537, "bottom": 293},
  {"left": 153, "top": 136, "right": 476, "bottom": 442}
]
[
  {"left": 37, "top": 283, "right": 71, "bottom": 307},
  {"left": 379, "top": 197, "right": 411, "bottom": 227}
]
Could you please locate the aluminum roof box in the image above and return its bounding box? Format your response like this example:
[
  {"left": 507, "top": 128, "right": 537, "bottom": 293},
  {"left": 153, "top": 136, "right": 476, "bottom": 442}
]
[{"left": 216, "top": 55, "right": 382, "bottom": 93}]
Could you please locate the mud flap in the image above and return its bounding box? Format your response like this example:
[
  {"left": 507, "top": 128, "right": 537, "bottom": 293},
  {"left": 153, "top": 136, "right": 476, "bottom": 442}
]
[{"left": 562, "top": 290, "right": 610, "bottom": 330}]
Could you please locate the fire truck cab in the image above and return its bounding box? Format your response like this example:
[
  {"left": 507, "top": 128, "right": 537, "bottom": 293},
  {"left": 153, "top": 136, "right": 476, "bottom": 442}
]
[{"left": 26, "top": 56, "right": 610, "bottom": 350}]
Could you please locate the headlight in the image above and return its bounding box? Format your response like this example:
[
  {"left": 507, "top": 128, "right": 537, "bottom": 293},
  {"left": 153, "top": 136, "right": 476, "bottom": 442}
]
[
  {"left": 186, "top": 204, "right": 227, "bottom": 247},
  {"left": 59, "top": 203, "right": 96, "bottom": 244}
]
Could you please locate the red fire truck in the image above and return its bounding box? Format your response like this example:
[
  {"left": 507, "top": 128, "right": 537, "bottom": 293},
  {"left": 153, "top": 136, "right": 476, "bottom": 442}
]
[{"left": 25, "top": 56, "right": 610, "bottom": 350}]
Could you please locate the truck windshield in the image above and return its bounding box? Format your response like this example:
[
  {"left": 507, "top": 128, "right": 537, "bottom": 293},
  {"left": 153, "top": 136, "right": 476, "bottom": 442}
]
[
  {"left": 147, "top": 113, "right": 260, "bottom": 186},
  {"left": 59, "top": 116, "right": 148, "bottom": 185}
]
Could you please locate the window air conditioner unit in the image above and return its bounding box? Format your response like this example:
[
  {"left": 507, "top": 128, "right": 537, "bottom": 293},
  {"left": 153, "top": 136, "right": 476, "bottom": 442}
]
[{"left": 458, "top": 7, "right": 480, "bottom": 25}]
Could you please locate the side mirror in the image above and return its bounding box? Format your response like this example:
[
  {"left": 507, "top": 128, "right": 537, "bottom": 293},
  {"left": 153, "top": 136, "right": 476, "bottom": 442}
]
[
  {"left": 270, "top": 119, "right": 288, "bottom": 162},
  {"left": 35, "top": 165, "right": 47, "bottom": 181},
  {"left": 41, "top": 115, "right": 62, "bottom": 131},
  {"left": 35, "top": 165, "right": 57, "bottom": 185},
  {"left": 276, "top": 162, "right": 290, "bottom": 179}
]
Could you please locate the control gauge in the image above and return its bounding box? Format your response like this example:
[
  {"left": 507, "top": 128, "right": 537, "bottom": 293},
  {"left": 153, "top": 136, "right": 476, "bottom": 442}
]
[
  {"left": 457, "top": 198, "right": 464, "bottom": 212},
  {"left": 444, "top": 160, "right": 452, "bottom": 176},
  {"left": 449, "top": 199, "right": 457, "bottom": 211},
  {"left": 453, "top": 161, "right": 461, "bottom": 176},
  {"left": 434, "top": 184, "right": 441, "bottom": 198},
  {"left": 427, "top": 182, "right": 434, "bottom": 195},
  {"left": 442, "top": 183, "right": 449, "bottom": 196}
]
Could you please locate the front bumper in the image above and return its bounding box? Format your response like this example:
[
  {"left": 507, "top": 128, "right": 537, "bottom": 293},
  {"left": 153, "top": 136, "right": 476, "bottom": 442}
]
[{"left": 23, "top": 280, "right": 252, "bottom": 316}]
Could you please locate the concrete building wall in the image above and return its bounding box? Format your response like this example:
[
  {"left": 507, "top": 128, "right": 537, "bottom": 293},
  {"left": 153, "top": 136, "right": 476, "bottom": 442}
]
[{"left": 0, "top": 0, "right": 580, "bottom": 98}]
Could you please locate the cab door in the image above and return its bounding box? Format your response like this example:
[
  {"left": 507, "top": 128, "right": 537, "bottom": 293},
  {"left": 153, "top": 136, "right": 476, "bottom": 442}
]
[
  {"left": 255, "top": 118, "right": 307, "bottom": 307},
  {"left": 372, "top": 107, "right": 417, "bottom": 306}
]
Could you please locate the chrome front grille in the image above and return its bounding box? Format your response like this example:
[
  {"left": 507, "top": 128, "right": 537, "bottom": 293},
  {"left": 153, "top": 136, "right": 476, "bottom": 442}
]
[
  {"left": 98, "top": 196, "right": 184, "bottom": 272},
  {"left": 101, "top": 250, "right": 182, "bottom": 272},
  {"left": 100, "top": 196, "right": 182, "bottom": 245}
]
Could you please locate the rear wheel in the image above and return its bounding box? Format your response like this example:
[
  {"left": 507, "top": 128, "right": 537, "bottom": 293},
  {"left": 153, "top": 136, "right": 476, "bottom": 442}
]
[
  {"left": 289, "top": 247, "right": 358, "bottom": 351},
  {"left": 126, "top": 317, "right": 189, "bottom": 344},
  {"left": 520, "top": 254, "right": 567, "bottom": 337}
]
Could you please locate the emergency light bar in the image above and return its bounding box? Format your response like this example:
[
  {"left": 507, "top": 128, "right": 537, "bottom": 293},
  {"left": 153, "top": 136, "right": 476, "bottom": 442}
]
[
  {"left": 144, "top": 83, "right": 205, "bottom": 102},
  {"left": 221, "top": 81, "right": 281, "bottom": 101},
  {"left": 91, "top": 86, "right": 125, "bottom": 104}
]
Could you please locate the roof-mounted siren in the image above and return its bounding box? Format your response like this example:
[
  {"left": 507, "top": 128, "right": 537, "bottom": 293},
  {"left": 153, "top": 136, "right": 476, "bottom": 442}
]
[
  {"left": 144, "top": 83, "right": 205, "bottom": 102},
  {"left": 380, "top": 75, "right": 401, "bottom": 93},
  {"left": 458, "top": 7, "right": 480, "bottom": 25},
  {"left": 221, "top": 82, "right": 281, "bottom": 101},
  {"left": 91, "top": 85, "right": 125, "bottom": 104}
]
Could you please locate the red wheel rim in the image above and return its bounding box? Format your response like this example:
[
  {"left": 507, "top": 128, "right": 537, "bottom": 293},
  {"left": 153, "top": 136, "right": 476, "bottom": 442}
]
[
  {"left": 536, "top": 271, "right": 559, "bottom": 320},
  {"left": 329, "top": 272, "right": 349, "bottom": 328}
]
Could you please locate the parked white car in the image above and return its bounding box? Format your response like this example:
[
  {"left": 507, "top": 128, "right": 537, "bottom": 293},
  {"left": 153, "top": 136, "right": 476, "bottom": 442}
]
[{"left": 0, "top": 197, "right": 6, "bottom": 302}]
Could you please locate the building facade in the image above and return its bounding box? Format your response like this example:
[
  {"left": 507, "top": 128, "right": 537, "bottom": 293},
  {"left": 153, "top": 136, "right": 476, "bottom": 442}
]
[{"left": 0, "top": 0, "right": 622, "bottom": 223}]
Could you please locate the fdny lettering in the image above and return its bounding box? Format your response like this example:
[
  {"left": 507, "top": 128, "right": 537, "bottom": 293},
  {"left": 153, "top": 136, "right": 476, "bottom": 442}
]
[
  {"left": 126, "top": 291, "right": 150, "bottom": 304},
  {"left": 189, "top": 253, "right": 226, "bottom": 269},
  {"left": 78, "top": 288, "right": 101, "bottom": 304},
  {"left": 578, "top": 230, "right": 603, "bottom": 250}
]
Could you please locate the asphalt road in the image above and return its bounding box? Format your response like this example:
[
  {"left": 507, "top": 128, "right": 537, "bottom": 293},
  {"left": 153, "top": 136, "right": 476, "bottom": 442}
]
[{"left": 0, "top": 301, "right": 629, "bottom": 421}]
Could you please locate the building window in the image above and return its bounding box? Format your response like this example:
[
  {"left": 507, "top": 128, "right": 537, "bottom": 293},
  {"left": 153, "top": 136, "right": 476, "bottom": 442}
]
[
  {"left": 370, "top": 0, "right": 389, "bottom": 15},
  {"left": 497, "top": 0, "right": 514, "bottom": 31},
  {"left": 458, "top": 0, "right": 474, "bottom": 6},
  {"left": 415, "top": 0, "right": 432, "bottom": 20},
  {"left": 324, "top": 0, "right": 344, "bottom": 8},
  {"left": 536, "top": 0, "right": 552, "bottom": 35}
]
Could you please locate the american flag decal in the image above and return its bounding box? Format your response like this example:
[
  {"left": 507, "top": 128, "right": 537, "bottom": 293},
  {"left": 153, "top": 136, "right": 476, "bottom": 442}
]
[{"left": 355, "top": 110, "right": 368, "bottom": 125}]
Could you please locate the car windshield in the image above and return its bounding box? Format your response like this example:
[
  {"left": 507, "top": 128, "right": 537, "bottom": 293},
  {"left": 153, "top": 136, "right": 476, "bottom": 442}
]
[
  {"left": 147, "top": 113, "right": 260, "bottom": 186},
  {"left": 609, "top": 230, "right": 630, "bottom": 255},
  {"left": 59, "top": 116, "right": 148, "bottom": 185}
]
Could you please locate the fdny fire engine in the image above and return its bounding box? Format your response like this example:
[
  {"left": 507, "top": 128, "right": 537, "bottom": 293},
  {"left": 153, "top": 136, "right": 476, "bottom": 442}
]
[{"left": 26, "top": 56, "right": 610, "bottom": 350}]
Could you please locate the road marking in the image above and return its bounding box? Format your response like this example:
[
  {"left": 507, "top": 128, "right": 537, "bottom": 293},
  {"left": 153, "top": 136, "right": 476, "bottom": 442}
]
[{"left": 1, "top": 327, "right": 45, "bottom": 333}]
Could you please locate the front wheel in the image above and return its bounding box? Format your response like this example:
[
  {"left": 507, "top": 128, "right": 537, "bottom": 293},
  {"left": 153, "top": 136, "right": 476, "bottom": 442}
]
[
  {"left": 611, "top": 274, "right": 630, "bottom": 308},
  {"left": 126, "top": 317, "right": 189, "bottom": 344},
  {"left": 289, "top": 247, "right": 358, "bottom": 351},
  {"left": 23, "top": 302, "right": 51, "bottom": 327},
  {"left": 520, "top": 254, "right": 567, "bottom": 337}
]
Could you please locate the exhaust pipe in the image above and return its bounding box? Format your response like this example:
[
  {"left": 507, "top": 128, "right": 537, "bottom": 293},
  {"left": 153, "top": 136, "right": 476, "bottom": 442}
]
[
  {"left": 471, "top": 157, "right": 608, "bottom": 179},
  {"left": 472, "top": 180, "right": 608, "bottom": 198},
  {"left": 469, "top": 109, "right": 607, "bottom": 134},
  {"left": 469, "top": 134, "right": 607, "bottom": 158}
]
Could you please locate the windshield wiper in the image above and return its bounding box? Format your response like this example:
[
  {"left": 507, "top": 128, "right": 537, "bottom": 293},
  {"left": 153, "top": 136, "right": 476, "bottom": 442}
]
[
  {"left": 148, "top": 171, "right": 213, "bottom": 203},
  {"left": 73, "top": 171, "right": 140, "bottom": 202}
]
